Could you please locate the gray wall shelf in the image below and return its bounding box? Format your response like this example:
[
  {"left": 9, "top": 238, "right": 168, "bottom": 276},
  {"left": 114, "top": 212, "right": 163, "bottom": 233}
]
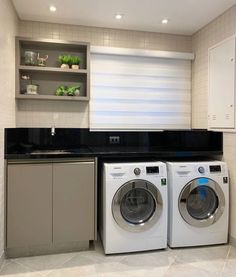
[{"left": 16, "top": 37, "right": 90, "bottom": 101}]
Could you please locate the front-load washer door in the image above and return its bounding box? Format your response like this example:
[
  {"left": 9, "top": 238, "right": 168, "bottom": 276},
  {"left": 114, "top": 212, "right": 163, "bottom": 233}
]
[
  {"left": 179, "top": 178, "right": 225, "bottom": 227},
  {"left": 112, "top": 179, "right": 163, "bottom": 232}
]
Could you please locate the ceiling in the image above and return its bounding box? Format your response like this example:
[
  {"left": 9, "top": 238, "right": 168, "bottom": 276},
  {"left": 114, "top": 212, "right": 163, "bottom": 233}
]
[{"left": 12, "top": 0, "right": 236, "bottom": 35}]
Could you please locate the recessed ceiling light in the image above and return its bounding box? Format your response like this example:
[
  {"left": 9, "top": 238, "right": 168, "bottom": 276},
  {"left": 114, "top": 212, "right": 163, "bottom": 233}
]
[
  {"left": 161, "top": 18, "right": 168, "bottom": 24},
  {"left": 115, "top": 13, "right": 123, "bottom": 20},
  {"left": 49, "top": 5, "right": 57, "bottom": 12}
]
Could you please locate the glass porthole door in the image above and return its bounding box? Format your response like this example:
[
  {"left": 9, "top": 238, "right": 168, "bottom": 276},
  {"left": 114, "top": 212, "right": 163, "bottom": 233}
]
[
  {"left": 179, "top": 178, "right": 225, "bottom": 227},
  {"left": 112, "top": 180, "right": 163, "bottom": 232}
]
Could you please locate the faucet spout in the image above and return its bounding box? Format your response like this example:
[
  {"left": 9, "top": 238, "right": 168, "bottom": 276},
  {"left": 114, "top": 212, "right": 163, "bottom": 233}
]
[{"left": 51, "top": 127, "right": 56, "bottom": 136}]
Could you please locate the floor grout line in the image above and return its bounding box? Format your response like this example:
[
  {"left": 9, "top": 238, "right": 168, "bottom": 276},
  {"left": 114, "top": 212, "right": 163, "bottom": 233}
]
[
  {"left": 163, "top": 249, "right": 181, "bottom": 276},
  {"left": 219, "top": 245, "right": 231, "bottom": 277},
  {"left": 11, "top": 252, "right": 79, "bottom": 277},
  {"left": 1, "top": 258, "right": 45, "bottom": 276},
  {"left": 43, "top": 252, "right": 81, "bottom": 276}
]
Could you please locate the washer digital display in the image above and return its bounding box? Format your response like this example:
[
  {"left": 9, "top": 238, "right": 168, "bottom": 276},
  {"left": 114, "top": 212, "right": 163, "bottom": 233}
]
[
  {"left": 209, "top": 165, "right": 221, "bottom": 173},
  {"left": 146, "top": 166, "right": 159, "bottom": 174}
]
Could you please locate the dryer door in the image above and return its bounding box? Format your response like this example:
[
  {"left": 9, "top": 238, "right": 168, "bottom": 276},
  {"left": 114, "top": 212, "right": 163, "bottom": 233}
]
[
  {"left": 112, "top": 179, "right": 163, "bottom": 232},
  {"left": 179, "top": 178, "right": 225, "bottom": 227}
]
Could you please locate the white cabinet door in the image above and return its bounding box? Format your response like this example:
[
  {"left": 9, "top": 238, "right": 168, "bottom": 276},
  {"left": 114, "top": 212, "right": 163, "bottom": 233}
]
[{"left": 208, "top": 37, "right": 236, "bottom": 129}]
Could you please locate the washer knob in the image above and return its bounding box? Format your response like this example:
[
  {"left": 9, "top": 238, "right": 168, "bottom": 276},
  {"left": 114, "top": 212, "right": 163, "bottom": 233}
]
[
  {"left": 198, "top": 166, "right": 205, "bottom": 174},
  {"left": 134, "top": 168, "right": 141, "bottom": 175}
]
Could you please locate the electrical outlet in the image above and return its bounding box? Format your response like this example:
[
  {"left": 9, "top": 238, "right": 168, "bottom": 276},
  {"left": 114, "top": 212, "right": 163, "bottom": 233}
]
[{"left": 109, "top": 136, "right": 120, "bottom": 144}]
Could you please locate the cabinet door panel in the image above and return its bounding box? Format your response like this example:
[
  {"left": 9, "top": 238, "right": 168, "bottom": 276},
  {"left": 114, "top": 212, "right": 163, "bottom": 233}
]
[
  {"left": 53, "top": 162, "right": 95, "bottom": 243},
  {"left": 209, "top": 37, "right": 235, "bottom": 128},
  {"left": 7, "top": 163, "right": 52, "bottom": 248}
]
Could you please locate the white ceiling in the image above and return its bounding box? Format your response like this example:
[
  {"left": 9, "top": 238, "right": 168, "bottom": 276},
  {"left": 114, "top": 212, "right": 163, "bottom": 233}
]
[{"left": 12, "top": 0, "right": 236, "bottom": 35}]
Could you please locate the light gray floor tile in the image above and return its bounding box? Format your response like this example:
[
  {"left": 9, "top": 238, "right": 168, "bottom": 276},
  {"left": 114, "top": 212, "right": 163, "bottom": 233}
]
[
  {"left": 164, "top": 262, "right": 221, "bottom": 277},
  {"left": 0, "top": 259, "right": 42, "bottom": 276},
  {"left": 46, "top": 265, "right": 97, "bottom": 277},
  {"left": 166, "top": 245, "right": 230, "bottom": 277},
  {"left": 221, "top": 246, "right": 236, "bottom": 277},
  {"left": 174, "top": 245, "right": 230, "bottom": 263},
  {"left": 14, "top": 252, "right": 77, "bottom": 272},
  {"left": 0, "top": 244, "right": 232, "bottom": 277}
]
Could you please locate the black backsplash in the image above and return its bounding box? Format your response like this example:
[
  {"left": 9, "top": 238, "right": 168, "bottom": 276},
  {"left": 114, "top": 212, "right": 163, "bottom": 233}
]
[{"left": 5, "top": 128, "right": 223, "bottom": 156}]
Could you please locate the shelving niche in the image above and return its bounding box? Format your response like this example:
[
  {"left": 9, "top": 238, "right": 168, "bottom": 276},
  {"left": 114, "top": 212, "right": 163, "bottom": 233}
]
[{"left": 16, "top": 37, "right": 90, "bottom": 101}]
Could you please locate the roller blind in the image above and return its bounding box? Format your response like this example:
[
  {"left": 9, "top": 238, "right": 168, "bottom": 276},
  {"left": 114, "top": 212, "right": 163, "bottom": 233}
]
[{"left": 90, "top": 47, "right": 193, "bottom": 131}]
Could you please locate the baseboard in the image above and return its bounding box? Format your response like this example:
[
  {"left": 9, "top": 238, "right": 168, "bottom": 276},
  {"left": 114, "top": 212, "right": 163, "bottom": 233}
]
[
  {"left": 229, "top": 236, "right": 236, "bottom": 247},
  {"left": 0, "top": 251, "right": 5, "bottom": 270},
  {"left": 5, "top": 241, "right": 90, "bottom": 258}
]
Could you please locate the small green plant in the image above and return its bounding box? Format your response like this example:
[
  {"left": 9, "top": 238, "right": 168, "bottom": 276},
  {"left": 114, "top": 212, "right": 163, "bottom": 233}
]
[
  {"left": 55, "top": 85, "right": 80, "bottom": 96},
  {"left": 58, "top": 55, "right": 72, "bottom": 65},
  {"left": 56, "top": 85, "right": 67, "bottom": 96},
  {"left": 67, "top": 87, "right": 76, "bottom": 96},
  {"left": 71, "top": 56, "right": 80, "bottom": 65}
]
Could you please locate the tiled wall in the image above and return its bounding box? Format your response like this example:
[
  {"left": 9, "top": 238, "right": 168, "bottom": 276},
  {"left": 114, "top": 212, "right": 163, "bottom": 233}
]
[
  {"left": 17, "top": 21, "right": 192, "bottom": 128},
  {"left": 192, "top": 5, "right": 236, "bottom": 240},
  {"left": 0, "top": 0, "right": 18, "bottom": 260}
]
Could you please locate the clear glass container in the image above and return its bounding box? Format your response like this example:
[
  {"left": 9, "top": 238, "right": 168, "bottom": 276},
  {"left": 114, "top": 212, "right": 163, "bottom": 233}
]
[{"left": 24, "top": 51, "right": 37, "bottom": 66}]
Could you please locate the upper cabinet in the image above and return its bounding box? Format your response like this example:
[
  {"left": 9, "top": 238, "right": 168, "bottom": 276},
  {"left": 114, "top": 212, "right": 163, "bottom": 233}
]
[
  {"left": 208, "top": 36, "right": 236, "bottom": 131},
  {"left": 15, "top": 37, "right": 90, "bottom": 101}
]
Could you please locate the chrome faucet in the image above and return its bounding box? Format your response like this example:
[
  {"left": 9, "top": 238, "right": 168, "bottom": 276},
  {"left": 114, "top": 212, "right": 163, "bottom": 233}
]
[{"left": 51, "top": 126, "right": 56, "bottom": 136}]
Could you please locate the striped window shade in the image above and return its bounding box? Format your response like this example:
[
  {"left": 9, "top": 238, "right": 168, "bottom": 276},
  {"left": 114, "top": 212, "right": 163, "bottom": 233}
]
[{"left": 90, "top": 46, "right": 194, "bottom": 131}]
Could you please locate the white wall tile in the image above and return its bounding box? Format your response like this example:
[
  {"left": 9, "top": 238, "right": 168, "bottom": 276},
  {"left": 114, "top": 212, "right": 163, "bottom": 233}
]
[
  {"left": 192, "top": 4, "right": 236, "bottom": 239},
  {"left": 0, "top": 0, "right": 18, "bottom": 259}
]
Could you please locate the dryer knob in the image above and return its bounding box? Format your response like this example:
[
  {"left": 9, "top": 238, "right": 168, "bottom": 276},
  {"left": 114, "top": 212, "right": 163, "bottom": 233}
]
[
  {"left": 198, "top": 166, "right": 205, "bottom": 174},
  {"left": 134, "top": 168, "right": 141, "bottom": 175}
]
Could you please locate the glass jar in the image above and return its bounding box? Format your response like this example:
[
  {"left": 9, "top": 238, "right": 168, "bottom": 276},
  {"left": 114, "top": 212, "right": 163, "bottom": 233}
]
[{"left": 24, "top": 51, "right": 37, "bottom": 66}]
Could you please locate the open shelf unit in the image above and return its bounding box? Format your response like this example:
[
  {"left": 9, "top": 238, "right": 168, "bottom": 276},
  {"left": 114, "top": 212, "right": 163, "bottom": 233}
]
[{"left": 16, "top": 37, "right": 90, "bottom": 101}]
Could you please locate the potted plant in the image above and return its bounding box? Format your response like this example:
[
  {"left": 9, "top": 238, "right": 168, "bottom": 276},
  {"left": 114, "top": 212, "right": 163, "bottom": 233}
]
[
  {"left": 55, "top": 85, "right": 67, "bottom": 96},
  {"left": 55, "top": 85, "right": 80, "bottom": 96},
  {"left": 67, "top": 86, "right": 80, "bottom": 96},
  {"left": 71, "top": 56, "right": 80, "bottom": 69},
  {"left": 58, "top": 55, "right": 71, "bottom": 69},
  {"left": 21, "top": 75, "right": 39, "bottom": 95}
]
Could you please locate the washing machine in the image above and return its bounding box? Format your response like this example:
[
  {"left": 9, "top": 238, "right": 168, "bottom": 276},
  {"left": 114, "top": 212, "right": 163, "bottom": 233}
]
[
  {"left": 100, "top": 161, "right": 168, "bottom": 254},
  {"left": 167, "top": 161, "right": 229, "bottom": 248}
]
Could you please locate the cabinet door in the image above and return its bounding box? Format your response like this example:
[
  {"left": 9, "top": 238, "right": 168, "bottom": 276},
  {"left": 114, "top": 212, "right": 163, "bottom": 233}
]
[
  {"left": 209, "top": 37, "right": 235, "bottom": 128},
  {"left": 7, "top": 163, "right": 52, "bottom": 248},
  {"left": 53, "top": 161, "right": 95, "bottom": 243}
]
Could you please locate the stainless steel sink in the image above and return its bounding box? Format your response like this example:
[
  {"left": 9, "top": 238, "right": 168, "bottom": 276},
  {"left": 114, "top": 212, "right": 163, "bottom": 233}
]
[{"left": 30, "top": 150, "right": 72, "bottom": 155}]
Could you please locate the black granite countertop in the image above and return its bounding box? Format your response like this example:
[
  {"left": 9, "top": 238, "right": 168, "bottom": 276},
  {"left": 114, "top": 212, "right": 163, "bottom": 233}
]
[
  {"left": 5, "top": 146, "right": 222, "bottom": 160},
  {"left": 5, "top": 128, "right": 223, "bottom": 160}
]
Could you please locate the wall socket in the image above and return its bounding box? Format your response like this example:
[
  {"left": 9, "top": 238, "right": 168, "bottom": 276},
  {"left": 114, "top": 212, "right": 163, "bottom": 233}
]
[{"left": 109, "top": 136, "right": 120, "bottom": 144}]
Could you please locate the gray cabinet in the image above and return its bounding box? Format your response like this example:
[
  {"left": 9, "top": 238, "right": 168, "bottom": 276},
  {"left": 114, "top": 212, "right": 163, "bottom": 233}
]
[
  {"left": 6, "top": 159, "right": 96, "bottom": 254},
  {"left": 53, "top": 162, "right": 95, "bottom": 243},
  {"left": 7, "top": 163, "right": 52, "bottom": 248}
]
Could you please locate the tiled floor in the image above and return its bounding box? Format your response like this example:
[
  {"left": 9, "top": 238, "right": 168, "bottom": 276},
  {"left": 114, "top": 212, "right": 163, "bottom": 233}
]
[{"left": 0, "top": 242, "right": 235, "bottom": 277}]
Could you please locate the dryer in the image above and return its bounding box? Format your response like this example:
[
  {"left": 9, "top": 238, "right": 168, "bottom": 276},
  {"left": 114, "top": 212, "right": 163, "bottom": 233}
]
[
  {"left": 167, "top": 161, "right": 229, "bottom": 248},
  {"left": 100, "top": 161, "right": 168, "bottom": 254}
]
